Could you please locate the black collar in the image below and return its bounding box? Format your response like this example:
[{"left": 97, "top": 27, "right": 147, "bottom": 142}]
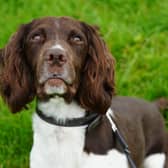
[{"left": 36, "top": 107, "right": 101, "bottom": 128}]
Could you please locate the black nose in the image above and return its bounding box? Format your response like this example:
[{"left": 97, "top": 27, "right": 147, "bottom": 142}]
[{"left": 45, "top": 48, "right": 67, "bottom": 66}]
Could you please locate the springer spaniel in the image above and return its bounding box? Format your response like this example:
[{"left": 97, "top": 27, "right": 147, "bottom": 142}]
[{"left": 0, "top": 16, "right": 168, "bottom": 168}]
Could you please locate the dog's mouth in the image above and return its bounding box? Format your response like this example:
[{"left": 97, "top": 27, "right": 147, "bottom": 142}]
[
  {"left": 37, "top": 69, "right": 76, "bottom": 99},
  {"left": 43, "top": 76, "right": 68, "bottom": 96},
  {"left": 45, "top": 77, "right": 65, "bottom": 87}
]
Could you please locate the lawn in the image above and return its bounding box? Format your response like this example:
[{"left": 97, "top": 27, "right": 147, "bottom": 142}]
[{"left": 0, "top": 0, "right": 168, "bottom": 167}]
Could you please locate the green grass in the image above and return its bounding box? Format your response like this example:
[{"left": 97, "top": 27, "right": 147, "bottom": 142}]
[{"left": 0, "top": 0, "right": 168, "bottom": 167}]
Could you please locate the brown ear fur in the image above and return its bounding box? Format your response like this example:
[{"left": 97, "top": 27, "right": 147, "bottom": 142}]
[
  {"left": 0, "top": 49, "right": 4, "bottom": 70},
  {"left": 78, "top": 23, "right": 115, "bottom": 114},
  {"left": 0, "top": 25, "right": 35, "bottom": 113}
]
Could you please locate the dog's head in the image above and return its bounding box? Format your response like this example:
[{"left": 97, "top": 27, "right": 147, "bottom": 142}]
[{"left": 0, "top": 17, "right": 115, "bottom": 114}]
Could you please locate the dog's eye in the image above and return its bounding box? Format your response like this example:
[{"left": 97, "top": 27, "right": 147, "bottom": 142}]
[
  {"left": 72, "top": 36, "right": 82, "bottom": 42},
  {"left": 70, "top": 35, "right": 83, "bottom": 44},
  {"left": 31, "top": 34, "right": 43, "bottom": 42}
]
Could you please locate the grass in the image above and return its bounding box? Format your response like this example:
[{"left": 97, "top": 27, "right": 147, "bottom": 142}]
[{"left": 0, "top": 0, "right": 168, "bottom": 167}]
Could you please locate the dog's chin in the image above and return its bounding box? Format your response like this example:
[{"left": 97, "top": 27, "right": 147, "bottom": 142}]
[
  {"left": 44, "top": 78, "right": 67, "bottom": 96},
  {"left": 37, "top": 78, "right": 77, "bottom": 102}
]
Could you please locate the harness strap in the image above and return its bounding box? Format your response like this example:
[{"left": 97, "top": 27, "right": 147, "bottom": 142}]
[{"left": 106, "top": 109, "right": 137, "bottom": 168}]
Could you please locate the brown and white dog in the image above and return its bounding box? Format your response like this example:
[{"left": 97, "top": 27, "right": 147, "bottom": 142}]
[{"left": 0, "top": 16, "right": 168, "bottom": 168}]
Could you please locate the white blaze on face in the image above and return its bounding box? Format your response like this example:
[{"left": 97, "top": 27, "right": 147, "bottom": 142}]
[{"left": 50, "top": 44, "right": 65, "bottom": 51}]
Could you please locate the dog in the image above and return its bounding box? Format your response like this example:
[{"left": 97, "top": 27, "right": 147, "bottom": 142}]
[{"left": 0, "top": 16, "right": 167, "bottom": 168}]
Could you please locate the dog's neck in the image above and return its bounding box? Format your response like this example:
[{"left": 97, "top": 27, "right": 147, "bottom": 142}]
[
  {"left": 31, "top": 96, "right": 87, "bottom": 168},
  {"left": 37, "top": 96, "right": 86, "bottom": 121}
]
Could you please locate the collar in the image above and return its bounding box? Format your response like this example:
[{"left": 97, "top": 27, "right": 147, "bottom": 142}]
[{"left": 36, "top": 107, "right": 101, "bottom": 128}]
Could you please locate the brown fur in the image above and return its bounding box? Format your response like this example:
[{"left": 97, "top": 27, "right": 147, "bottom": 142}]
[
  {"left": 0, "top": 25, "right": 35, "bottom": 112},
  {"left": 85, "top": 96, "right": 168, "bottom": 167},
  {"left": 77, "top": 22, "right": 115, "bottom": 114},
  {"left": 155, "top": 97, "right": 168, "bottom": 111}
]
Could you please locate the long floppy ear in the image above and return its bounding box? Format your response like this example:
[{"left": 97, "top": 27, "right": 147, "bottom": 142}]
[
  {"left": 0, "top": 49, "right": 4, "bottom": 70},
  {"left": 78, "top": 23, "right": 115, "bottom": 114},
  {"left": 0, "top": 25, "right": 35, "bottom": 113},
  {"left": 0, "top": 49, "right": 4, "bottom": 83}
]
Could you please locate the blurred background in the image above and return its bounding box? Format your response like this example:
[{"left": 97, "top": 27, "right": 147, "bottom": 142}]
[{"left": 0, "top": 0, "right": 168, "bottom": 167}]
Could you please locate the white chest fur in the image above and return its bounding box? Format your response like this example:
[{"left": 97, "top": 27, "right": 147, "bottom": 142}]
[
  {"left": 30, "top": 97, "right": 86, "bottom": 168},
  {"left": 31, "top": 114, "right": 86, "bottom": 168}
]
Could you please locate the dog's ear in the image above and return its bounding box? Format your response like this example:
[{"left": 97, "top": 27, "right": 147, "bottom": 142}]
[
  {"left": 0, "top": 49, "right": 4, "bottom": 83},
  {"left": 0, "top": 25, "right": 35, "bottom": 113},
  {"left": 0, "top": 49, "right": 4, "bottom": 68},
  {"left": 78, "top": 23, "right": 115, "bottom": 114},
  {"left": 0, "top": 49, "right": 2, "bottom": 58}
]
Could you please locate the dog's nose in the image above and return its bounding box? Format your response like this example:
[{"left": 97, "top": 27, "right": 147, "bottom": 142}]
[{"left": 45, "top": 48, "right": 67, "bottom": 66}]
